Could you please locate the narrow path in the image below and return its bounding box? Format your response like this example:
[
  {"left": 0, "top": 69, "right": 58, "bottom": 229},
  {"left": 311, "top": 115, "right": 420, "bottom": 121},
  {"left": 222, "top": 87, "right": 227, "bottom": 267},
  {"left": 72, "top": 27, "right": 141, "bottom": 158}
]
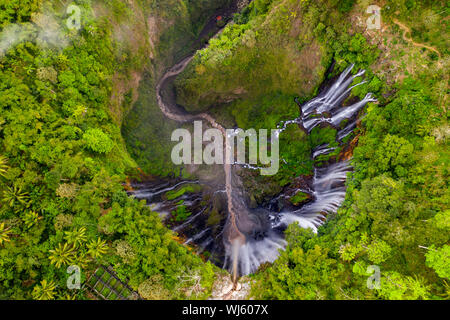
[
  {"left": 392, "top": 19, "right": 447, "bottom": 112},
  {"left": 392, "top": 19, "right": 442, "bottom": 59},
  {"left": 393, "top": 19, "right": 442, "bottom": 59}
]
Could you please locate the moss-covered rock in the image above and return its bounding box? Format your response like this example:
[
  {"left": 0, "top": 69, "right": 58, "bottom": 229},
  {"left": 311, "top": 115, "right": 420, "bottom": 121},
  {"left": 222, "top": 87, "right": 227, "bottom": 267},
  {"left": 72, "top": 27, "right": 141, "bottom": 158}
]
[
  {"left": 165, "top": 183, "right": 203, "bottom": 200},
  {"left": 289, "top": 191, "right": 311, "bottom": 206}
]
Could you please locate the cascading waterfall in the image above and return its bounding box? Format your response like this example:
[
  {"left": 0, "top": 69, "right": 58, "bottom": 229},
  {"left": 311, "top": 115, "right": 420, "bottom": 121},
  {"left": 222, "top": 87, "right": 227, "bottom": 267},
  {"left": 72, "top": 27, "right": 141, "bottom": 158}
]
[
  {"left": 223, "top": 64, "right": 377, "bottom": 277},
  {"left": 131, "top": 180, "right": 195, "bottom": 200},
  {"left": 278, "top": 64, "right": 376, "bottom": 134},
  {"left": 129, "top": 52, "right": 377, "bottom": 280},
  {"left": 274, "top": 161, "right": 351, "bottom": 230}
]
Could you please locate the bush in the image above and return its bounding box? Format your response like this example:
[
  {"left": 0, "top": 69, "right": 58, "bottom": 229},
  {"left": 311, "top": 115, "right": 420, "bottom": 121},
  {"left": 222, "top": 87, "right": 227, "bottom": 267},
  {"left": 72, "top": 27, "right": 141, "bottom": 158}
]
[
  {"left": 138, "top": 275, "right": 170, "bottom": 300},
  {"left": 83, "top": 128, "right": 114, "bottom": 154}
]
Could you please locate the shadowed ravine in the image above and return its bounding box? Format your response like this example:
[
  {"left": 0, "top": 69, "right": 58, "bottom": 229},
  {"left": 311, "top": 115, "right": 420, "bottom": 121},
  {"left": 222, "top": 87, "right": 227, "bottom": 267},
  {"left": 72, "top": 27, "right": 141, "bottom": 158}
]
[
  {"left": 130, "top": 12, "right": 376, "bottom": 283},
  {"left": 155, "top": 52, "right": 247, "bottom": 284}
]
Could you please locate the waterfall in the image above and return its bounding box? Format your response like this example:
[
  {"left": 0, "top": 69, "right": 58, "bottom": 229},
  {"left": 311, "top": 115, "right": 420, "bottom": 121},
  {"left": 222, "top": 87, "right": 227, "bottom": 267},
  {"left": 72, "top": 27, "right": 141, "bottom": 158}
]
[
  {"left": 225, "top": 64, "right": 376, "bottom": 277},
  {"left": 130, "top": 63, "right": 376, "bottom": 279}
]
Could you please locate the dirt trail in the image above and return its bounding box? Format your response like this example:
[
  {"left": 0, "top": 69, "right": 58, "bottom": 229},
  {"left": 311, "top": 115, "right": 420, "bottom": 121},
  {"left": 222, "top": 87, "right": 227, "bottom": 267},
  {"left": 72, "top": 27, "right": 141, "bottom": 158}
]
[
  {"left": 393, "top": 19, "right": 442, "bottom": 59},
  {"left": 392, "top": 19, "right": 447, "bottom": 112}
]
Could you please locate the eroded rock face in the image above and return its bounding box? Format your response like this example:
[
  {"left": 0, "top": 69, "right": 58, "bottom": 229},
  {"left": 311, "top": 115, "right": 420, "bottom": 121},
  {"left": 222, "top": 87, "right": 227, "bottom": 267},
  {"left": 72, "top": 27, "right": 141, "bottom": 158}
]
[
  {"left": 107, "top": 0, "right": 238, "bottom": 124},
  {"left": 174, "top": 3, "right": 326, "bottom": 113}
]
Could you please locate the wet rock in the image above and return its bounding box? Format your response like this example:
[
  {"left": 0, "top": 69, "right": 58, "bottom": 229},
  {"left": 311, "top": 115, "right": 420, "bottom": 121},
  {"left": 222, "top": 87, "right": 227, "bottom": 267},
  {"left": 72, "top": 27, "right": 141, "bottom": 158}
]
[
  {"left": 289, "top": 191, "right": 312, "bottom": 206},
  {"left": 209, "top": 274, "right": 252, "bottom": 300},
  {"left": 249, "top": 194, "right": 258, "bottom": 209}
]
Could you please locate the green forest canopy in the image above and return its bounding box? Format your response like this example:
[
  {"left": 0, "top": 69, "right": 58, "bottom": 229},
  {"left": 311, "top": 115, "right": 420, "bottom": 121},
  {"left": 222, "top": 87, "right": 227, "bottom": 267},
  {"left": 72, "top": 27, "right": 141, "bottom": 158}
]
[{"left": 0, "top": 0, "right": 448, "bottom": 300}]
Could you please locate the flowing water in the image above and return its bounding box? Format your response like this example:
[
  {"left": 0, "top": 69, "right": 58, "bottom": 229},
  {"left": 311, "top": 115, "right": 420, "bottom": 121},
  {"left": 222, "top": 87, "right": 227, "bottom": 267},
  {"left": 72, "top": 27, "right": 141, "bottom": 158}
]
[{"left": 129, "top": 10, "right": 377, "bottom": 281}]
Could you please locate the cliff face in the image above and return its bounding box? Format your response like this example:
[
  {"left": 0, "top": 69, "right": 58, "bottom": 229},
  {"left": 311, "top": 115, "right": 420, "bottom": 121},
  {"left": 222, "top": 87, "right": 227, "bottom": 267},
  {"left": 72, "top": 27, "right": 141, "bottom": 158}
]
[
  {"left": 112, "top": 0, "right": 234, "bottom": 177},
  {"left": 95, "top": 0, "right": 233, "bottom": 126}
]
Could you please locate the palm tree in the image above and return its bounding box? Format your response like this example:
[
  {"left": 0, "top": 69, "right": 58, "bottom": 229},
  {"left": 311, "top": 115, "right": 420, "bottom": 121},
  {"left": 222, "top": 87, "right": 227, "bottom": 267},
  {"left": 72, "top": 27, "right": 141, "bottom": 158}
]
[
  {"left": 87, "top": 238, "right": 108, "bottom": 259},
  {"left": 32, "top": 280, "right": 57, "bottom": 300},
  {"left": 23, "top": 211, "right": 41, "bottom": 229},
  {"left": 61, "top": 293, "right": 77, "bottom": 300},
  {"left": 64, "top": 227, "right": 87, "bottom": 247},
  {"left": 2, "top": 185, "right": 28, "bottom": 208},
  {"left": 49, "top": 242, "right": 75, "bottom": 268},
  {"left": 0, "top": 155, "right": 9, "bottom": 178},
  {"left": 73, "top": 251, "right": 89, "bottom": 269},
  {"left": 441, "top": 280, "right": 450, "bottom": 300},
  {"left": 24, "top": 64, "right": 35, "bottom": 75},
  {"left": 0, "top": 222, "right": 12, "bottom": 245}
]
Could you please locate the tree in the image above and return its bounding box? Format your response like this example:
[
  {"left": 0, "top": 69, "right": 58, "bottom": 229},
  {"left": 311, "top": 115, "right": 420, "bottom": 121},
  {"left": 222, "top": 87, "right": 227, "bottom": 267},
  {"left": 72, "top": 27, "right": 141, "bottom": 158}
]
[
  {"left": 425, "top": 245, "right": 450, "bottom": 279},
  {"left": 431, "top": 210, "right": 450, "bottom": 230},
  {"left": 354, "top": 175, "right": 405, "bottom": 219},
  {"left": 367, "top": 240, "right": 392, "bottom": 264},
  {"left": 72, "top": 251, "right": 89, "bottom": 269},
  {"left": 87, "top": 238, "right": 108, "bottom": 259},
  {"left": 2, "top": 185, "right": 28, "bottom": 208},
  {"left": 64, "top": 227, "right": 87, "bottom": 247},
  {"left": 138, "top": 275, "right": 170, "bottom": 300},
  {"left": 49, "top": 243, "right": 75, "bottom": 268},
  {"left": 251, "top": 245, "right": 343, "bottom": 300},
  {"left": 82, "top": 128, "right": 114, "bottom": 154},
  {"left": 0, "top": 222, "right": 12, "bottom": 245},
  {"left": 339, "top": 243, "right": 362, "bottom": 262},
  {"left": 0, "top": 155, "right": 9, "bottom": 177},
  {"left": 377, "top": 272, "right": 430, "bottom": 300},
  {"left": 373, "top": 134, "right": 414, "bottom": 178},
  {"left": 22, "top": 211, "right": 41, "bottom": 229},
  {"left": 32, "top": 280, "right": 57, "bottom": 300},
  {"left": 55, "top": 183, "right": 78, "bottom": 199}
]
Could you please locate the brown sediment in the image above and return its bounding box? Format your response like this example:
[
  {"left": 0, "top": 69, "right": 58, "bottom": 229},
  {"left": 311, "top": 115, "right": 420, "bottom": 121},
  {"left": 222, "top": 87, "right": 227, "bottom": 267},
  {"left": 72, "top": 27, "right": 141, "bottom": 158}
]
[
  {"left": 123, "top": 176, "right": 134, "bottom": 191},
  {"left": 339, "top": 134, "right": 360, "bottom": 161}
]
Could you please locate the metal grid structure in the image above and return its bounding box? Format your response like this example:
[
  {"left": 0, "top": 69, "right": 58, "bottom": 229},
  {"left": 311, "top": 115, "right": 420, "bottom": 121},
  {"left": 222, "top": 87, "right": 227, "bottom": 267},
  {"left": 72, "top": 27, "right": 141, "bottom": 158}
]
[{"left": 85, "top": 266, "right": 140, "bottom": 300}]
